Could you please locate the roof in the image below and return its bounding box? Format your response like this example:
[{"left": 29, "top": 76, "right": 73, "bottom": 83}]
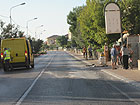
[{"left": 47, "top": 35, "right": 59, "bottom": 39}]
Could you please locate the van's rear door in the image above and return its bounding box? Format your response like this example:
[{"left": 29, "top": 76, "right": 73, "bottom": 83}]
[
  {"left": 2, "top": 39, "right": 26, "bottom": 63},
  {"left": 12, "top": 39, "right": 26, "bottom": 63}
]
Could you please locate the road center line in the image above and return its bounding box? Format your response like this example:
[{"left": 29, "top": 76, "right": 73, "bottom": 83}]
[{"left": 15, "top": 55, "right": 55, "bottom": 105}]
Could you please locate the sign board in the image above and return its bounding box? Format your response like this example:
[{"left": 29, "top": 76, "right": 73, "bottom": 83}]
[{"left": 105, "top": 3, "right": 121, "bottom": 34}]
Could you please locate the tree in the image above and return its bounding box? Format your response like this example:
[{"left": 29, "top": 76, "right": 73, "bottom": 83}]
[
  {"left": 56, "top": 36, "right": 68, "bottom": 48},
  {"left": 67, "top": 0, "right": 140, "bottom": 49},
  {"left": 41, "top": 43, "right": 49, "bottom": 51},
  {"left": 0, "top": 20, "right": 25, "bottom": 39},
  {"left": 67, "top": 6, "right": 85, "bottom": 48},
  {"left": 32, "top": 38, "right": 43, "bottom": 54},
  {"left": 77, "top": 0, "right": 121, "bottom": 48},
  {"left": 18, "top": 31, "right": 24, "bottom": 38},
  {"left": 67, "top": 7, "right": 83, "bottom": 35},
  {"left": 78, "top": 0, "right": 107, "bottom": 48},
  {"left": 118, "top": 0, "right": 140, "bottom": 34}
]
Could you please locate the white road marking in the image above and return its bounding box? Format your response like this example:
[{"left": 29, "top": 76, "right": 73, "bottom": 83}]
[
  {"left": 106, "top": 80, "right": 140, "bottom": 105},
  {"left": 68, "top": 52, "right": 140, "bottom": 105},
  {"left": 102, "top": 70, "right": 140, "bottom": 89},
  {"left": 15, "top": 55, "right": 55, "bottom": 105}
]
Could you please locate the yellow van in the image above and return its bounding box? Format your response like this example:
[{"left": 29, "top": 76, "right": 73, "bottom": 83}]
[{"left": 1, "top": 38, "right": 34, "bottom": 71}]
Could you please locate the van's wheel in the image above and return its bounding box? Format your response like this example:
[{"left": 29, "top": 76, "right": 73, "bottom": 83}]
[
  {"left": 26, "top": 64, "right": 30, "bottom": 69},
  {"left": 3, "top": 64, "right": 8, "bottom": 72},
  {"left": 26, "top": 60, "right": 31, "bottom": 69},
  {"left": 26, "top": 63, "right": 30, "bottom": 69},
  {"left": 31, "top": 59, "right": 34, "bottom": 68}
]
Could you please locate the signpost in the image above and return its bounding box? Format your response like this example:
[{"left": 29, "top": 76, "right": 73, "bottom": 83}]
[
  {"left": 105, "top": 2, "right": 121, "bottom": 34},
  {"left": 105, "top": 2, "right": 123, "bottom": 45}
]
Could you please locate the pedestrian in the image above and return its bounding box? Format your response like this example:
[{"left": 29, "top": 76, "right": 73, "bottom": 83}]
[
  {"left": 121, "top": 44, "right": 129, "bottom": 69},
  {"left": 83, "top": 46, "right": 87, "bottom": 60},
  {"left": 115, "top": 45, "right": 120, "bottom": 65},
  {"left": 110, "top": 44, "right": 117, "bottom": 69},
  {"left": 83, "top": 46, "right": 86, "bottom": 58},
  {"left": 4, "top": 48, "right": 13, "bottom": 71},
  {"left": 88, "top": 45, "right": 93, "bottom": 59},
  {"left": 104, "top": 43, "right": 108, "bottom": 66},
  {"left": 99, "top": 52, "right": 105, "bottom": 65},
  {"left": 116, "top": 45, "right": 122, "bottom": 65}
]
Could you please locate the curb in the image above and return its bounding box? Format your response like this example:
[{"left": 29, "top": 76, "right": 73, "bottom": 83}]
[
  {"left": 67, "top": 51, "right": 140, "bottom": 89},
  {"left": 101, "top": 69, "right": 140, "bottom": 89},
  {"left": 67, "top": 51, "right": 92, "bottom": 65}
]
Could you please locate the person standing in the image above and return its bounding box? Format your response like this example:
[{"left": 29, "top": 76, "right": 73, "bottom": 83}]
[
  {"left": 110, "top": 44, "right": 117, "bottom": 69},
  {"left": 88, "top": 45, "right": 93, "bottom": 59},
  {"left": 83, "top": 46, "right": 87, "bottom": 60},
  {"left": 4, "top": 48, "right": 12, "bottom": 71},
  {"left": 121, "top": 44, "right": 129, "bottom": 69}
]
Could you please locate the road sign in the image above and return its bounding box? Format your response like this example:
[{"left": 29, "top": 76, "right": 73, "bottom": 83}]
[{"left": 105, "top": 2, "right": 121, "bottom": 34}]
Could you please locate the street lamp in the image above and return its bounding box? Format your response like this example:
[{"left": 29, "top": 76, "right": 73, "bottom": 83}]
[
  {"left": 26, "top": 18, "right": 38, "bottom": 37},
  {"left": 10, "top": 3, "right": 26, "bottom": 30},
  {"left": 39, "top": 30, "right": 46, "bottom": 39},
  {"left": 35, "top": 25, "right": 44, "bottom": 39}
]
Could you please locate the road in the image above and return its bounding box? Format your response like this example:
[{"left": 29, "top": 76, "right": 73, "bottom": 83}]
[{"left": 0, "top": 51, "right": 140, "bottom": 105}]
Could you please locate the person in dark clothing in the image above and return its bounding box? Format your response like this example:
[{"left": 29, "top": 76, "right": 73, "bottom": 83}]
[
  {"left": 88, "top": 45, "right": 93, "bottom": 59},
  {"left": 121, "top": 44, "right": 129, "bottom": 69}
]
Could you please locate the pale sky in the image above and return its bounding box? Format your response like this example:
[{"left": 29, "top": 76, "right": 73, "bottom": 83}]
[{"left": 0, "top": 0, "right": 86, "bottom": 41}]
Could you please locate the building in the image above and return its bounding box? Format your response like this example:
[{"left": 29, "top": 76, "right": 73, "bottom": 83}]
[{"left": 46, "top": 35, "right": 59, "bottom": 45}]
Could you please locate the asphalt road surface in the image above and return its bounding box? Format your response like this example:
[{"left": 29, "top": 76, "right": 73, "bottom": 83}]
[{"left": 0, "top": 51, "right": 140, "bottom": 105}]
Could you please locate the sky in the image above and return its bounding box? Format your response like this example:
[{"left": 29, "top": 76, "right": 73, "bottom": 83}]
[{"left": 0, "top": 0, "right": 86, "bottom": 41}]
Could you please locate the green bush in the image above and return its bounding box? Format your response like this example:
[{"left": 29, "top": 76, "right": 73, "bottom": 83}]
[{"left": 96, "top": 48, "right": 104, "bottom": 53}]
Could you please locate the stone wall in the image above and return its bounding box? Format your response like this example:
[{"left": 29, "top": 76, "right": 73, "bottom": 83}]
[
  {"left": 138, "top": 43, "right": 140, "bottom": 59},
  {"left": 127, "top": 35, "right": 140, "bottom": 67}
]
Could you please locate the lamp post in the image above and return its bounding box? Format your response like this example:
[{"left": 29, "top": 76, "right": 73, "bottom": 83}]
[
  {"left": 26, "top": 18, "right": 37, "bottom": 37},
  {"left": 35, "top": 25, "right": 43, "bottom": 39},
  {"left": 10, "top": 2, "right": 25, "bottom": 33},
  {"left": 39, "top": 30, "right": 46, "bottom": 39}
]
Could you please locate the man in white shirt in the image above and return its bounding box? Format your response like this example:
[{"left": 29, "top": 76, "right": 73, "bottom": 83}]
[{"left": 121, "top": 44, "right": 129, "bottom": 69}]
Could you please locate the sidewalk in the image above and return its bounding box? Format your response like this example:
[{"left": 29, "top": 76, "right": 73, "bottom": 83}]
[{"left": 67, "top": 51, "right": 140, "bottom": 88}]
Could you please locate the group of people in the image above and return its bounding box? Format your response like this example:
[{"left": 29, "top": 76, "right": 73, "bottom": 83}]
[
  {"left": 82, "top": 43, "right": 133, "bottom": 70},
  {"left": 83, "top": 45, "right": 93, "bottom": 60},
  {"left": 111, "top": 43, "right": 133, "bottom": 70}
]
